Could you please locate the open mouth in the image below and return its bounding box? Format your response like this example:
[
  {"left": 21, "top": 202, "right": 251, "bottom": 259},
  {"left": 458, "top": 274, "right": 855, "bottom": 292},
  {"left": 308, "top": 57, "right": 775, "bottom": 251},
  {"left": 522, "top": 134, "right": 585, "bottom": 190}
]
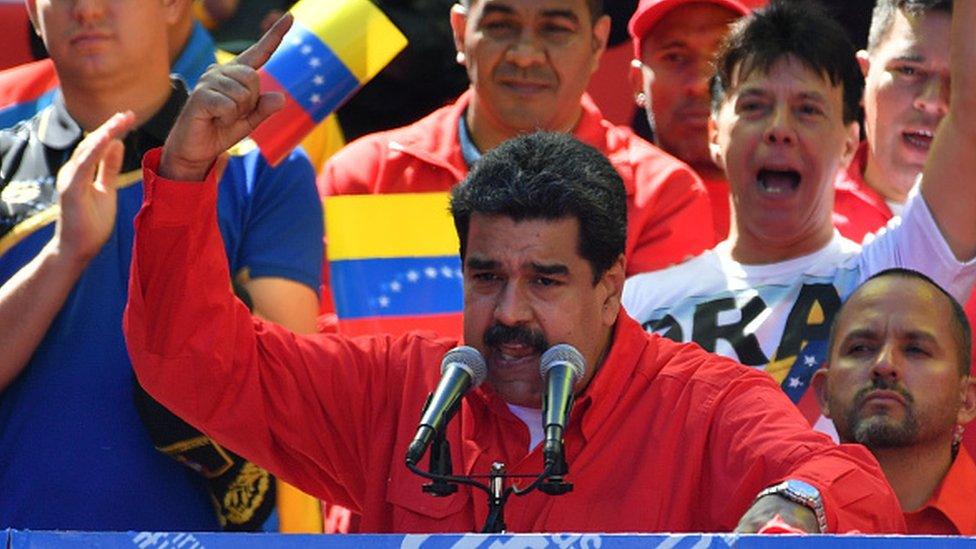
[
  {"left": 756, "top": 168, "right": 801, "bottom": 195},
  {"left": 903, "top": 129, "right": 934, "bottom": 151}
]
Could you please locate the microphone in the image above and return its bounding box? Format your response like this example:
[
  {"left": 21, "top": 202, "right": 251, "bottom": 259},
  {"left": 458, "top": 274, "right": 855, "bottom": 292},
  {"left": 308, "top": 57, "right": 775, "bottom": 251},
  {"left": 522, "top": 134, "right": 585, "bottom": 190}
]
[
  {"left": 405, "top": 346, "right": 487, "bottom": 465},
  {"left": 540, "top": 344, "right": 586, "bottom": 469}
]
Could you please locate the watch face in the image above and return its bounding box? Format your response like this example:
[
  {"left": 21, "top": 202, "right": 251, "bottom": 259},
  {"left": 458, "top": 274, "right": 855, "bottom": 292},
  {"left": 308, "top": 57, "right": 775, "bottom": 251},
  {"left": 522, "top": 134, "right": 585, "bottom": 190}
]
[{"left": 786, "top": 480, "right": 820, "bottom": 500}]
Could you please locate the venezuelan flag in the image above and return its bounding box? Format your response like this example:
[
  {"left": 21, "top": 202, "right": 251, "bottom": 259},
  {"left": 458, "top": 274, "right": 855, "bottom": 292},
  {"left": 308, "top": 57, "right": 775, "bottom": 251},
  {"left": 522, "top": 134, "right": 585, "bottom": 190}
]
[
  {"left": 251, "top": 0, "right": 407, "bottom": 166},
  {"left": 326, "top": 192, "right": 463, "bottom": 338},
  {"left": 0, "top": 59, "right": 59, "bottom": 130}
]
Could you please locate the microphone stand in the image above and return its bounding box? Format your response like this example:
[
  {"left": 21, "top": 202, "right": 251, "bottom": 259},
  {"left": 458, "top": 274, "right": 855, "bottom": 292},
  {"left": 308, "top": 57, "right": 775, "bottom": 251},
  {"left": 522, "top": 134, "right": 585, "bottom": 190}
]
[{"left": 406, "top": 453, "right": 572, "bottom": 533}]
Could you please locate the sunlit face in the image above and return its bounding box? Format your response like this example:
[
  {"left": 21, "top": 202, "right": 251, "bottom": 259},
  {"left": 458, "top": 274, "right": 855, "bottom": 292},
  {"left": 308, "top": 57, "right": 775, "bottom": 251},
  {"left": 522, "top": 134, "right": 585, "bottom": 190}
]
[
  {"left": 817, "top": 276, "right": 972, "bottom": 450},
  {"left": 26, "top": 0, "right": 175, "bottom": 83},
  {"left": 710, "top": 56, "right": 858, "bottom": 262},
  {"left": 635, "top": 3, "right": 740, "bottom": 172},
  {"left": 861, "top": 9, "right": 951, "bottom": 202},
  {"left": 451, "top": 0, "right": 609, "bottom": 146},
  {"left": 461, "top": 214, "right": 622, "bottom": 407}
]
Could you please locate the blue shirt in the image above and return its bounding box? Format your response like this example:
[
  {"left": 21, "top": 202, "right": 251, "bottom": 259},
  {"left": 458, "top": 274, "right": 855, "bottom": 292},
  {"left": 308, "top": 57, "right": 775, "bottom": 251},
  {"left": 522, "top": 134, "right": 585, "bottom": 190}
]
[{"left": 0, "top": 86, "right": 323, "bottom": 530}]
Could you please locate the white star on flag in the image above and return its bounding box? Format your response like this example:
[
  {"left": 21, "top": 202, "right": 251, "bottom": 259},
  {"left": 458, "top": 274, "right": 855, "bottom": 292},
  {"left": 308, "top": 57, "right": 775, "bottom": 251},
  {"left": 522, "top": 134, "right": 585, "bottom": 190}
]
[
  {"left": 300, "top": 45, "right": 313, "bottom": 55},
  {"left": 289, "top": 36, "right": 303, "bottom": 46},
  {"left": 390, "top": 281, "right": 402, "bottom": 293},
  {"left": 313, "top": 75, "right": 325, "bottom": 86},
  {"left": 804, "top": 355, "right": 817, "bottom": 367},
  {"left": 788, "top": 376, "right": 803, "bottom": 388},
  {"left": 454, "top": 269, "right": 463, "bottom": 278},
  {"left": 440, "top": 266, "right": 454, "bottom": 278},
  {"left": 424, "top": 267, "right": 438, "bottom": 279},
  {"left": 406, "top": 270, "right": 419, "bottom": 282},
  {"left": 378, "top": 296, "right": 390, "bottom": 308},
  {"left": 309, "top": 57, "right": 322, "bottom": 68},
  {"left": 310, "top": 94, "right": 321, "bottom": 104}
]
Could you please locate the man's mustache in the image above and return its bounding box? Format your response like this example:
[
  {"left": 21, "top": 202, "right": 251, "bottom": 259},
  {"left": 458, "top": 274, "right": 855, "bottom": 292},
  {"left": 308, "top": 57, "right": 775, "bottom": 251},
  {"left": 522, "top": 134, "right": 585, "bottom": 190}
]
[
  {"left": 484, "top": 323, "right": 548, "bottom": 354},
  {"left": 852, "top": 377, "right": 914, "bottom": 409}
]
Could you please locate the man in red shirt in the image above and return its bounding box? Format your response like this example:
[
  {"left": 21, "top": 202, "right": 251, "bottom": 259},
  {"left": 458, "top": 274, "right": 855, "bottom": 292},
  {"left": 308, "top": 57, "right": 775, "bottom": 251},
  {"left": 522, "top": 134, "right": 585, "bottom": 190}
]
[
  {"left": 114, "top": 15, "right": 905, "bottom": 533},
  {"left": 813, "top": 269, "right": 976, "bottom": 534},
  {"left": 318, "top": 0, "right": 715, "bottom": 284},
  {"left": 833, "top": 0, "right": 950, "bottom": 243},
  {"left": 627, "top": 0, "right": 756, "bottom": 239}
]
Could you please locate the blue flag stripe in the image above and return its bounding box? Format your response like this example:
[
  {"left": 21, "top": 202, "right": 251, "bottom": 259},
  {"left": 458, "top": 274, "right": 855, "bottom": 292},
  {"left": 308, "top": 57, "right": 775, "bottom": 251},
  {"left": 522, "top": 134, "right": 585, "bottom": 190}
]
[
  {"left": 264, "top": 22, "right": 359, "bottom": 122},
  {"left": 330, "top": 256, "right": 463, "bottom": 319}
]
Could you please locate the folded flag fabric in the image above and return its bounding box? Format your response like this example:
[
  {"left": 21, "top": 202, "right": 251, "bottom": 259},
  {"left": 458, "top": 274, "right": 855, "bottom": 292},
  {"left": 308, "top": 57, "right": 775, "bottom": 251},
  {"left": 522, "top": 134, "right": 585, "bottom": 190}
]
[
  {"left": 326, "top": 192, "right": 463, "bottom": 338},
  {"left": 0, "top": 59, "right": 59, "bottom": 130},
  {"left": 251, "top": 0, "right": 407, "bottom": 166}
]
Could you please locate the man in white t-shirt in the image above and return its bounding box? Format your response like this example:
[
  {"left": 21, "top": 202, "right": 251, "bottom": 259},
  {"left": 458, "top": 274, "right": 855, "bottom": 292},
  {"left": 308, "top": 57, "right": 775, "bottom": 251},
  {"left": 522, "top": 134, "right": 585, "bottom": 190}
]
[{"left": 622, "top": 0, "right": 976, "bottom": 426}]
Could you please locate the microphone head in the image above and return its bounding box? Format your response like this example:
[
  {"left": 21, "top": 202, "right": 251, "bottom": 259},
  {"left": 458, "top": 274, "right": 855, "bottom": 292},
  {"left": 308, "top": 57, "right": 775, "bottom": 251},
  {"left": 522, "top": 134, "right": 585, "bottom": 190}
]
[
  {"left": 440, "top": 346, "right": 488, "bottom": 388},
  {"left": 540, "top": 343, "right": 586, "bottom": 381}
]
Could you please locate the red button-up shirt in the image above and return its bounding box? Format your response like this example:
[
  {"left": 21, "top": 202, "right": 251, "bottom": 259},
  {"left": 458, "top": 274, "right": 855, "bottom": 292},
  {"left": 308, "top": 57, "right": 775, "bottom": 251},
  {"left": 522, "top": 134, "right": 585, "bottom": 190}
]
[
  {"left": 904, "top": 448, "right": 976, "bottom": 535},
  {"left": 125, "top": 149, "right": 905, "bottom": 534}
]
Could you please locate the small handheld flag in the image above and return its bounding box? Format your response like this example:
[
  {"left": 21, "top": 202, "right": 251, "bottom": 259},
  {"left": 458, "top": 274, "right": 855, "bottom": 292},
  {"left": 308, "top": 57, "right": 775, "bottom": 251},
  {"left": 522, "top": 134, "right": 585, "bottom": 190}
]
[
  {"left": 250, "top": 0, "right": 407, "bottom": 165},
  {"left": 326, "top": 192, "right": 463, "bottom": 338}
]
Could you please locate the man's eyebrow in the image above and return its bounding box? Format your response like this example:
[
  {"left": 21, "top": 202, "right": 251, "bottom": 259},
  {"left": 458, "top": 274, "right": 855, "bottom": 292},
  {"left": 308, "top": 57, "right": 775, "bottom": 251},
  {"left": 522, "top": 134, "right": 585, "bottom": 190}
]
[
  {"left": 891, "top": 54, "right": 926, "bottom": 64},
  {"left": 530, "top": 262, "right": 569, "bottom": 276},
  {"left": 797, "top": 91, "right": 828, "bottom": 103},
  {"left": 540, "top": 8, "right": 580, "bottom": 23},
  {"left": 839, "top": 328, "right": 878, "bottom": 344},
  {"left": 480, "top": 4, "right": 516, "bottom": 17},
  {"left": 465, "top": 257, "right": 498, "bottom": 270}
]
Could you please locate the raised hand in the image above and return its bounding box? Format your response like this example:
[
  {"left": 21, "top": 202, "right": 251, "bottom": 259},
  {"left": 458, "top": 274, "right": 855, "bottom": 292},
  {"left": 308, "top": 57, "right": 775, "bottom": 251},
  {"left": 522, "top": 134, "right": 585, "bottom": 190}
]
[
  {"left": 53, "top": 111, "right": 137, "bottom": 265},
  {"left": 159, "top": 14, "right": 293, "bottom": 181}
]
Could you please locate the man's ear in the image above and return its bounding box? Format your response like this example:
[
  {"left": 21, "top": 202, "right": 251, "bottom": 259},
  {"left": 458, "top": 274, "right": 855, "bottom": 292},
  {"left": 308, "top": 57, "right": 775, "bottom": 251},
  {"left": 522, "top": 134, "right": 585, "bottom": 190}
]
[
  {"left": 25, "top": 0, "right": 40, "bottom": 36},
  {"left": 840, "top": 121, "right": 860, "bottom": 170},
  {"left": 708, "top": 116, "right": 724, "bottom": 171},
  {"left": 450, "top": 3, "right": 468, "bottom": 66},
  {"left": 629, "top": 59, "right": 645, "bottom": 106},
  {"left": 811, "top": 367, "right": 832, "bottom": 417},
  {"left": 957, "top": 376, "right": 976, "bottom": 426},
  {"left": 856, "top": 50, "right": 871, "bottom": 79},
  {"left": 599, "top": 254, "right": 626, "bottom": 326},
  {"left": 163, "top": 0, "right": 189, "bottom": 25},
  {"left": 588, "top": 14, "right": 611, "bottom": 74}
]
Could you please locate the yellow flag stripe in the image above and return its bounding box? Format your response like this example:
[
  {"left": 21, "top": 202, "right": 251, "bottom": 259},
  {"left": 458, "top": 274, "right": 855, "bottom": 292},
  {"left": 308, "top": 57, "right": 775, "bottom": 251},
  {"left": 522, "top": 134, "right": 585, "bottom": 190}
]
[
  {"left": 291, "top": 0, "right": 407, "bottom": 84},
  {"left": 326, "top": 192, "right": 458, "bottom": 260}
]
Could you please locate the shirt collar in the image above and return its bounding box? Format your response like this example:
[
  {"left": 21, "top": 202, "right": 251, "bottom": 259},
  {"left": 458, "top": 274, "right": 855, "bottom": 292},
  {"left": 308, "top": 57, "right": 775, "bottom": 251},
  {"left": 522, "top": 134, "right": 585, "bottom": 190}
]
[
  {"left": 911, "top": 447, "right": 976, "bottom": 534},
  {"left": 576, "top": 314, "right": 653, "bottom": 441},
  {"left": 40, "top": 80, "right": 188, "bottom": 170},
  {"left": 457, "top": 111, "right": 481, "bottom": 168},
  {"left": 172, "top": 20, "right": 218, "bottom": 90}
]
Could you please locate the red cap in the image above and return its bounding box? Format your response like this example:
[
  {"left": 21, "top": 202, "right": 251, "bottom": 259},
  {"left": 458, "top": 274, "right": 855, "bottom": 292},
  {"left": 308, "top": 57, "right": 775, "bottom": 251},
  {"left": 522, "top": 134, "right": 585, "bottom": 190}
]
[{"left": 628, "top": 0, "right": 755, "bottom": 58}]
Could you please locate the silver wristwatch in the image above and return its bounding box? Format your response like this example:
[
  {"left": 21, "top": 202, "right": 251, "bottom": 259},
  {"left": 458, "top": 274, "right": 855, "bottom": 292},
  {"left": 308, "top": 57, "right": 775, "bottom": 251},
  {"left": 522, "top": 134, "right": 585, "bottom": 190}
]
[{"left": 754, "top": 479, "right": 828, "bottom": 533}]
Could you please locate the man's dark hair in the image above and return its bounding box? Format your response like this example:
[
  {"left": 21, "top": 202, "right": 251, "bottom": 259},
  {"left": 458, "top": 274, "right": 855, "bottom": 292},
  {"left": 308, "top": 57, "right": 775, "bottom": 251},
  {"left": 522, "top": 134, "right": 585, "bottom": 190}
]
[
  {"left": 827, "top": 268, "right": 972, "bottom": 375},
  {"left": 867, "top": 0, "right": 953, "bottom": 52},
  {"left": 711, "top": 0, "right": 864, "bottom": 125},
  {"left": 450, "top": 132, "right": 626, "bottom": 284},
  {"left": 460, "top": 0, "right": 604, "bottom": 20}
]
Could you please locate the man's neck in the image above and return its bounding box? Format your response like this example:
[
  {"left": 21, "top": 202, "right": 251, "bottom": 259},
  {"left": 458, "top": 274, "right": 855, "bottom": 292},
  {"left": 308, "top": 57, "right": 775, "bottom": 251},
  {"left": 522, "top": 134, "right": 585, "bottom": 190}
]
[
  {"left": 873, "top": 442, "right": 954, "bottom": 512},
  {"left": 727, "top": 225, "right": 835, "bottom": 265},
  {"left": 465, "top": 98, "right": 582, "bottom": 153},
  {"left": 863, "top": 153, "right": 911, "bottom": 205},
  {"left": 61, "top": 71, "right": 173, "bottom": 132},
  {"left": 688, "top": 161, "right": 725, "bottom": 182}
]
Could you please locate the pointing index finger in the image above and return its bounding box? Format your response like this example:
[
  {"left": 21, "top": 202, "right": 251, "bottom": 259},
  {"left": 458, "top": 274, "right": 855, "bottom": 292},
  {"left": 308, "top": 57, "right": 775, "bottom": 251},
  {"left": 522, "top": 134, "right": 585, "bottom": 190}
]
[{"left": 235, "top": 12, "right": 294, "bottom": 70}]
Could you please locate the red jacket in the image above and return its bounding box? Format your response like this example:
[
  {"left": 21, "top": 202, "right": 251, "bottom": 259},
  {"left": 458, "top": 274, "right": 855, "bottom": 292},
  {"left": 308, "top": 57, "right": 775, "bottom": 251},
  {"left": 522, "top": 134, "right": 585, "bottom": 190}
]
[
  {"left": 832, "top": 143, "right": 894, "bottom": 244},
  {"left": 319, "top": 91, "right": 716, "bottom": 278},
  {"left": 126, "top": 149, "right": 905, "bottom": 533}
]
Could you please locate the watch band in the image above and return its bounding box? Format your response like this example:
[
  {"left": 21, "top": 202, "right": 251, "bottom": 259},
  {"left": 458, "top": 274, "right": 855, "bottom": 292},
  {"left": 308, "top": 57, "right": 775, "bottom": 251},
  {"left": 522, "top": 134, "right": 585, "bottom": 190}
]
[{"left": 755, "top": 479, "right": 828, "bottom": 533}]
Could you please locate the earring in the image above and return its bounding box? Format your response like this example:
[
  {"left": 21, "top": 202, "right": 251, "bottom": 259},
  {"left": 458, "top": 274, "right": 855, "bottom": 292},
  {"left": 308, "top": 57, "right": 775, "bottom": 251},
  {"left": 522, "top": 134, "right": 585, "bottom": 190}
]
[
  {"left": 635, "top": 92, "right": 647, "bottom": 108},
  {"left": 954, "top": 424, "right": 966, "bottom": 446},
  {"left": 456, "top": 51, "right": 466, "bottom": 65}
]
